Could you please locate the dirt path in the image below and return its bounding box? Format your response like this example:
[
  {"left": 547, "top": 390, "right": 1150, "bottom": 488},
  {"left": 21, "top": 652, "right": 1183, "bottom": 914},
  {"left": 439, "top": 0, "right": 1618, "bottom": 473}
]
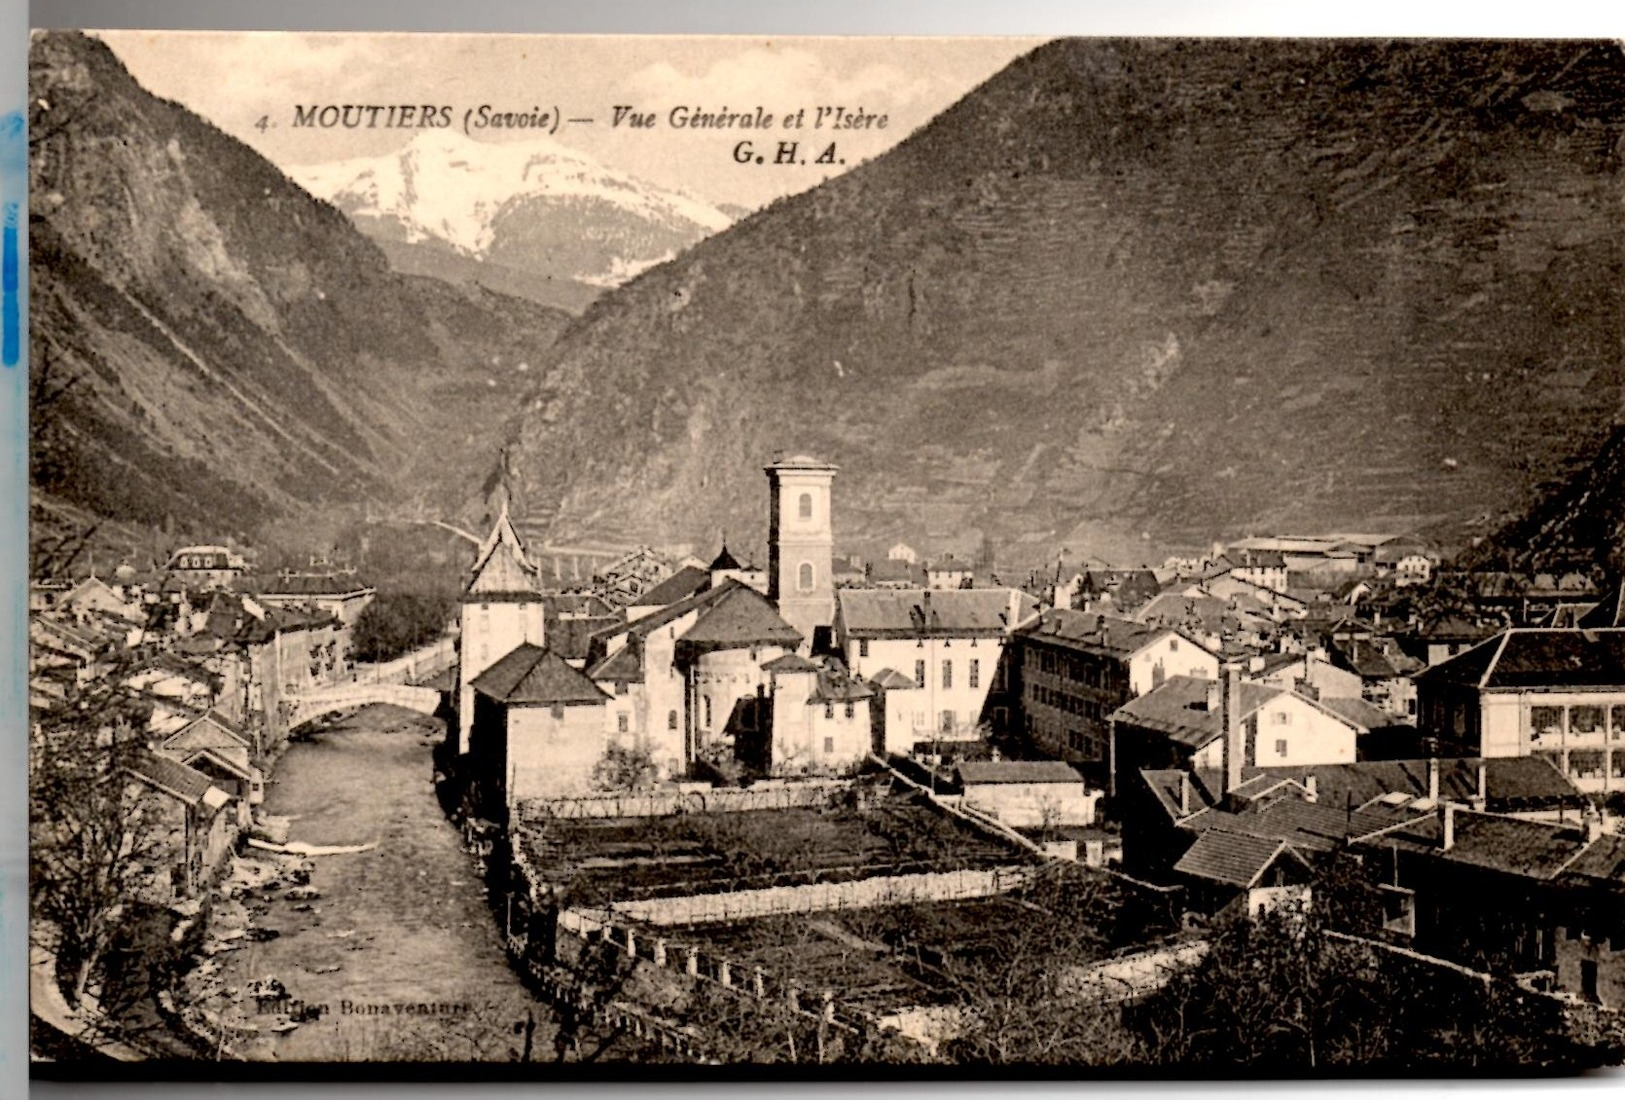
[{"left": 209, "top": 706, "right": 555, "bottom": 1063}]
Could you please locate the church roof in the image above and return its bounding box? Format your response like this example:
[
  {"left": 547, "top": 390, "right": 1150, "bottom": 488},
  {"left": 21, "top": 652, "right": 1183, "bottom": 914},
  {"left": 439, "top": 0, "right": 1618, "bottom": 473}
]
[
  {"left": 678, "top": 583, "right": 802, "bottom": 649},
  {"left": 709, "top": 543, "right": 743, "bottom": 572},
  {"left": 631, "top": 566, "right": 710, "bottom": 608},
  {"left": 472, "top": 643, "right": 611, "bottom": 706},
  {"left": 466, "top": 502, "right": 541, "bottom": 600}
]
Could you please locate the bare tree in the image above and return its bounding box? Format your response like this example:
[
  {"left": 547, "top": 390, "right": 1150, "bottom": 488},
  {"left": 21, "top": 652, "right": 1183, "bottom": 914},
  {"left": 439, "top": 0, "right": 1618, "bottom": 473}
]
[{"left": 30, "top": 693, "right": 164, "bottom": 1009}]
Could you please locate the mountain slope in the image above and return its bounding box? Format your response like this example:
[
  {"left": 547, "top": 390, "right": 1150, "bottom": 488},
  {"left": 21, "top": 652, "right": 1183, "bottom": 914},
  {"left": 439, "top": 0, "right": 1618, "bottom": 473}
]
[
  {"left": 504, "top": 39, "right": 1625, "bottom": 564},
  {"left": 291, "top": 131, "right": 736, "bottom": 313},
  {"left": 1459, "top": 422, "right": 1625, "bottom": 577},
  {"left": 28, "top": 31, "right": 569, "bottom": 540}
]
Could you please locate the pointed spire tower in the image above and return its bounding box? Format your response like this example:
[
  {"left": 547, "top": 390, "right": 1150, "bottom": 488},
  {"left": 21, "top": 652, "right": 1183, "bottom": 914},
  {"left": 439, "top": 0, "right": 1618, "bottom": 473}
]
[{"left": 455, "top": 501, "right": 547, "bottom": 755}]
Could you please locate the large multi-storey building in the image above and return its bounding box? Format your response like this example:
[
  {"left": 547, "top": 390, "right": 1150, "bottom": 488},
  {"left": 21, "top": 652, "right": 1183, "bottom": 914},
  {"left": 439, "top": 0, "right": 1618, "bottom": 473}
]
[{"left": 1011, "top": 609, "right": 1219, "bottom": 780}]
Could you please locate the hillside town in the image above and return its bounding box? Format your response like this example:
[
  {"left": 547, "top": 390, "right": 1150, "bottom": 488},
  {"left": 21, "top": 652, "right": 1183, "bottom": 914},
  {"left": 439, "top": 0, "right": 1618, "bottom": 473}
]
[{"left": 28, "top": 452, "right": 1625, "bottom": 1067}]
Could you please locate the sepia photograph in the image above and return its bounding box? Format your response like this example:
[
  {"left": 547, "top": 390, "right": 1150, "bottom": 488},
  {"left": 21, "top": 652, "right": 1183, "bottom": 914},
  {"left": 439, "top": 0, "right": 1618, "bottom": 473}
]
[{"left": 20, "top": 24, "right": 1625, "bottom": 1078}]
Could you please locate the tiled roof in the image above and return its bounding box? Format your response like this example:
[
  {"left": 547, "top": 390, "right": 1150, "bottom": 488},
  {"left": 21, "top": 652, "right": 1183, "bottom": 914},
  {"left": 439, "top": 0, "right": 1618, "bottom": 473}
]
[
  {"left": 1417, "top": 628, "right": 1625, "bottom": 690},
  {"left": 1252, "top": 757, "right": 1579, "bottom": 810},
  {"left": 810, "top": 668, "right": 876, "bottom": 704},
  {"left": 472, "top": 643, "right": 611, "bottom": 706},
  {"left": 865, "top": 559, "right": 927, "bottom": 586},
  {"left": 1140, "top": 768, "right": 1210, "bottom": 820},
  {"left": 631, "top": 566, "right": 711, "bottom": 608},
  {"left": 1135, "top": 591, "right": 1271, "bottom": 635},
  {"left": 867, "top": 667, "right": 917, "bottom": 690},
  {"left": 957, "top": 760, "right": 1082, "bottom": 786},
  {"left": 549, "top": 615, "right": 622, "bottom": 662},
  {"left": 167, "top": 710, "right": 249, "bottom": 750},
  {"left": 253, "top": 573, "right": 374, "bottom": 597},
  {"left": 840, "top": 588, "right": 1035, "bottom": 638},
  {"left": 587, "top": 643, "right": 644, "bottom": 684},
  {"left": 1577, "top": 583, "right": 1625, "bottom": 629},
  {"left": 1111, "top": 675, "right": 1282, "bottom": 748},
  {"left": 678, "top": 584, "right": 801, "bottom": 649},
  {"left": 1315, "top": 695, "right": 1395, "bottom": 731},
  {"left": 541, "top": 593, "right": 616, "bottom": 618},
  {"left": 1331, "top": 637, "right": 1423, "bottom": 679},
  {"left": 128, "top": 750, "right": 219, "bottom": 807},
  {"left": 761, "top": 653, "right": 821, "bottom": 673},
  {"left": 1562, "top": 833, "right": 1625, "bottom": 884},
  {"left": 1374, "top": 810, "right": 1598, "bottom": 881},
  {"left": 1173, "top": 830, "right": 1289, "bottom": 888},
  {"left": 1014, "top": 607, "right": 1191, "bottom": 657}
]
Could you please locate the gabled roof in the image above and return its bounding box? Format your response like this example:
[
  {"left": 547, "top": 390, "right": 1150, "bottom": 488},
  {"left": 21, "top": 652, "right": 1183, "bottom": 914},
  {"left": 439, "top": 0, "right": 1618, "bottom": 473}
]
[
  {"left": 176, "top": 745, "right": 255, "bottom": 783},
  {"left": 1315, "top": 695, "right": 1397, "bottom": 732},
  {"left": 678, "top": 583, "right": 801, "bottom": 650},
  {"left": 1372, "top": 809, "right": 1603, "bottom": 881},
  {"left": 466, "top": 502, "right": 542, "bottom": 601},
  {"left": 1111, "top": 675, "right": 1284, "bottom": 748},
  {"left": 1577, "top": 583, "right": 1625, "bottom": 629},
  {"left": 1135, "top": 592, "right": 1270, "bottom": 636},
  {"left": 1173, "top": 830, "right": 1291, "bottom": 888},
  {"left": 867, "top": 667, "right": 917, "bottom": 690},
  {"left": 548, "top": 615, "right": 622, "bottom": 663},
  {"left": 165, "top": 710, "right": 249, "bottom": 751},
  {"left": 1012, "top": 607, "right": 1192, "bottom": 657},
  {"left": 1331, "top": 637, "right": 1423, "bottom": 680},
  {"left": 761, "top": 653, "right": 821, "bottom": 673},
  {"left": 865, "top": 559, "right": 927, "bottom": 586},
  {"left": 465, "top": 537, "right": 544, "bottom": 601},
  {"left": 810, "top": 667, "right": 876, "bottom": 704},
  {"left": 1417, "top": 628, "right": 1625, "bottom": 690},
  {"left": 840, "top": 589, "right": 1036, "bottom": 638},
  {"left": 1252, "top": 757, "right": 1580, "bottom": 810},
  {"left": 957, "top": 760, "right": 1081, "bottom": 786},
  {"left": 471, "top": 501, "right": 533, "bottom": 577},
  {"left": 631, "top": 565, "right": 711, "bottom": 608},
  {"left": 472, "top": 643, "right": 611, "bottom": 706},
  {"left": 587, "top": 642, "right": 644, "bottom": 684},
  {"left": 128, "top": 750, "right": 228, "bottom": 809}
]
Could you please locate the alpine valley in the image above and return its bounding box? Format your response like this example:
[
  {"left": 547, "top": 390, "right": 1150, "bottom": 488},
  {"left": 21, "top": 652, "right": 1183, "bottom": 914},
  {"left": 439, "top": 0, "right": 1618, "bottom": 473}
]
[{"left": 27, "top": 33, "right": 1625, "bottom": 574}]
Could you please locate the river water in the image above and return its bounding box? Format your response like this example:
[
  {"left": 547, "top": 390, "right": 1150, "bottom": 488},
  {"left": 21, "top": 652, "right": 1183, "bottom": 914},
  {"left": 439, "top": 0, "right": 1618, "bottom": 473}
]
[{"left": 200, "top": 705, "right": 556, "bottom": 1063}]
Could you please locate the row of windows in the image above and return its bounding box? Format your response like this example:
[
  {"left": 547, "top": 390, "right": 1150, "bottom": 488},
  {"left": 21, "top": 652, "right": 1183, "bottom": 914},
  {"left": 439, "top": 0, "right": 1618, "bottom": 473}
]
[
  {"left": 822, "top": 702, "right": 857, "bottom": 720},
  {"left": 1029, "top": 648, "right": 1113, "bottom": 688},
  {"left": 1023, "top": 715, "right": 1102, "bottom": 760},
  {"left": 1028, "top": 685, "right": 1106, "bottom": 723},
  {"left": 1529, "top": 705, "right": 1625, "bottom": 742},
  {"left": 910, "top": 659, "right": 980, "bottom": 690}
]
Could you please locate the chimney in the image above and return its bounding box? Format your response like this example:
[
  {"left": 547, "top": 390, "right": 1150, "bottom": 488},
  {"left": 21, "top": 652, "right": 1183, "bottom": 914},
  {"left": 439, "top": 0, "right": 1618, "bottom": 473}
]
[
  {"left": 1427, "top": 757, "right": 1440, "bottom": 803},
  {"left": 1304, "top": 775, "right": 1318, "bottom": 803},
  {"left": 1006, "top": 588, "right": 1022, "bottom": 632},
  {"left": 1179, "top": 772, "right": 1192, "bottom": 816},
  {"left": 1205, "top": 679, "right": 1221, "bottom": 713},
  {"left": 1584, "top": 804, "right": 1603, "bottom": 844},
  {"left": 1442, "top": 802, "right": 1457, "bottom": 851},
  {"left": 1475, "top": 763, "right": 1488, "bottom": 810},
  {"left": 1222, "top": 663, "right": 1244, "bottom": 795}
]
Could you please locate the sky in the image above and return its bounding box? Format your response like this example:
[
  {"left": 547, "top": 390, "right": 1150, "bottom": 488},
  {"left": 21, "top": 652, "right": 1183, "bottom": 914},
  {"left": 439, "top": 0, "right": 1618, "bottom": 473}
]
[{"left": 94, "top": 32, "right": 1044, "bottom": 212}]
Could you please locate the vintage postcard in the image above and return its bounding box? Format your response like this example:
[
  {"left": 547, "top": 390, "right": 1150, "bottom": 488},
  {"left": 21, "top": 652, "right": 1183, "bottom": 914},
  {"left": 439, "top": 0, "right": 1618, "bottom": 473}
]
[{"left": 23, "top": 29, "right": 1625, "bottom": 1078}]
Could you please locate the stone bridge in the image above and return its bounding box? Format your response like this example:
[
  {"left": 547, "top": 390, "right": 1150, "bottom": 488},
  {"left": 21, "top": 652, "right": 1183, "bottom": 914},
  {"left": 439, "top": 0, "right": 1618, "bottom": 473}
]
[{"left": 285, "top": 681, "right": 442, "bottom": 730}]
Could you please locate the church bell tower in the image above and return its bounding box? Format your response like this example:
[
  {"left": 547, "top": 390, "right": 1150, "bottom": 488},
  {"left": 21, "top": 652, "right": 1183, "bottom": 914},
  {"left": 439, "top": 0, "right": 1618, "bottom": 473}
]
[{"left": 765, "top": 455, "right": 836, "bottom": 651}]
